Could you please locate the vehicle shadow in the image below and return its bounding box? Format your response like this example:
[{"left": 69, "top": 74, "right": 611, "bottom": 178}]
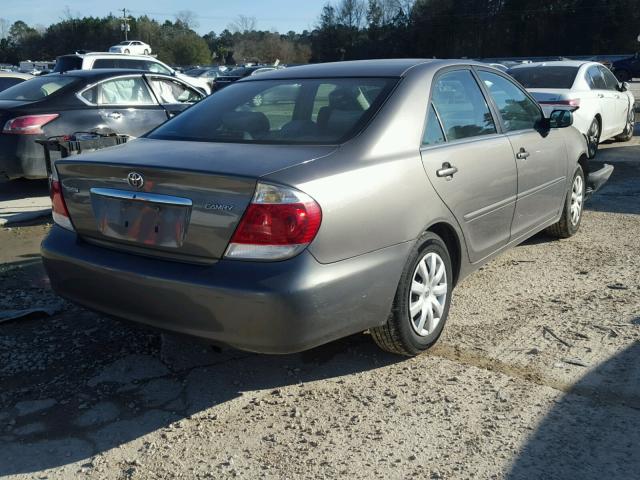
[
  {"left": 0, "top": 301, "right": 401, "bottom": 475},
  {"left": 506, "top": 341, "right": 640, "bottom": 479},
  {"left": 584, "top": 137, "right": 640, "bottom": 215},
  {"left": 0, "top": 178, "right": 49, "bottom": 203}
]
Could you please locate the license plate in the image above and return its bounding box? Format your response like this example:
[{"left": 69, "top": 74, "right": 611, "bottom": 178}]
[{"left": 90, "top": 188, "right": 192, "bottom": 248}]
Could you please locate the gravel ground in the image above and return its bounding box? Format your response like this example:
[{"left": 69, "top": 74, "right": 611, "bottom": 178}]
[{"left": 0, "top": 133, "right": 638, "bottom": 479}]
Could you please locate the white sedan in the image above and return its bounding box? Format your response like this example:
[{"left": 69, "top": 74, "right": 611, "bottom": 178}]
[
  {"left": 109, "top": 41, "right": 152, "bottom": 56},
  {"left": 509, "top": 60, "right": 635, "bottom": 157}
]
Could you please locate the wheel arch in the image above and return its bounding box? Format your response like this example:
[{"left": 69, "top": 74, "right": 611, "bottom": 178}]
[
  {"left": 425, "top": 221, "right": 462, "bottom": 287},
  {"left": 577, "top": 153, "right": 589, "bottom": 178},
  {"left": 594, "top": 112, "right": 602, "bottom": 128}
]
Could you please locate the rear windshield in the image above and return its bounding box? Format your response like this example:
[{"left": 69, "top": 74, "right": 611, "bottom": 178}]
[
  {"left": 0, "top": 76, "right": 78, "bottom": 101},
  {"left": 148, "top": 77, "right": 397, "bottom": 145},
  {"left": 509, "top": 66, "right": 579, "bottom": 89},
  {"left": 53, "top": 56, "right": 82, "bottom": 73},
  {"left": 0, "top": 77, "right": 25, "bottom": 92}
]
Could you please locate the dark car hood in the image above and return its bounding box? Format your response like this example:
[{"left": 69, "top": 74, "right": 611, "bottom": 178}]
[{"left": 66, "top": 137, "right": 338, "bottom": 178}]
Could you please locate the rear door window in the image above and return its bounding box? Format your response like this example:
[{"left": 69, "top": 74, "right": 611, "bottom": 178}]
[
  {"left": 479, "top": 71, "right": 542, "bottom": 132},
  {"left": 430, "top": 70, "right": 497, "bottom": 141},
  {"left": 82, "top": 77, "right": 156, "bottom": 105},
  {"left": 587, "top": 66, "right": 607, "bottom": 90}
]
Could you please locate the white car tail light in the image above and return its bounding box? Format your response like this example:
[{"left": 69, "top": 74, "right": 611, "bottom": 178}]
[
  {"left": 539, "top": 99, "right": 581, "bottom": 107},
  {"left": 49, "top": 165, "right": 74, "bottom": 231},
  {"left": 3, "top": 114, "right": 59, "bottom": 134},
  {"left": 225, "top": 183, "right": 322, "bottom": 261}
]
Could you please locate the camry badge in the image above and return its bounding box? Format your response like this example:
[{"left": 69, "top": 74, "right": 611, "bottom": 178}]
[
  {"left": 127, "top": 172, "right": 144, "bottom": 189},
  {"left": 205, "top": 202, "right": 234, "bottom": 211}
]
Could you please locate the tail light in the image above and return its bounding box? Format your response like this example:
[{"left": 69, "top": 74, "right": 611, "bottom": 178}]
[
  {"left": 49, "top": 165, "right": 74, "bottom": 231},
  {"left": 539, "top": 99, "right": 581, "bottom": 107},
  {"left": 3, "top": 114, "right": 59, "bottom": 134},
  {"left": 225, "top": 182, "right": 322, "bottom": 261}
]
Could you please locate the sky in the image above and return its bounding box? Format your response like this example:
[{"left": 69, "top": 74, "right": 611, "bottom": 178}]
[{"left": 2, "top": 0, "right": 329, "bottom": 34}]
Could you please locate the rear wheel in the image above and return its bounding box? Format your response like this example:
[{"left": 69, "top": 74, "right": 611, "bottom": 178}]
[
  {"left": 546, "top": 165, "right": 585, "bottom": 238},
  {"left": 371, "top": 232, "right": 452, "bottom": 356},
  {"left": 124, "top": 49, "right": 130, "bottom": 54},
  {"left": 143, "top": 49, "right": 149, "bottom": 55},
  {"left": 615, "top": 109, "right": 635, "bottom": 142},
  {"left": 586, "top": 118, "right": 600, "bottom": 159}
]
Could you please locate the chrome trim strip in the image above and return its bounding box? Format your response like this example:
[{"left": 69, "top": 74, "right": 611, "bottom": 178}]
[{"left": 90, "top": 187, "right": 192, "bottom": 206}]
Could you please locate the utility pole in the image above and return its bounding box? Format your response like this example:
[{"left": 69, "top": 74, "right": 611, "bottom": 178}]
[{"left": 120, "top": 8, "right": 131, "bottom": 41}]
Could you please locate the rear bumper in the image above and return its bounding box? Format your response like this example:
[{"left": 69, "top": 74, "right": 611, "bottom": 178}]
[
  {"left": 41, "top": 226, "right": 409, "bottom": 353},
  {"left": 0, "top": 133, "right": 48, "bottom": 179}
]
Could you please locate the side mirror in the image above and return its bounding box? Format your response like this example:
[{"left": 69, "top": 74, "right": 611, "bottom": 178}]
[
  {"left": 549, "top": 109, "right": 573, "bottom": 128},
  {"left": 619, "top": 81, "right": 629, "bottom": 92}
]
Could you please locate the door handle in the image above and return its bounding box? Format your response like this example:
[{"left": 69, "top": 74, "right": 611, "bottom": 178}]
[
  {"left": 107, "top": 112, "right": 122, "bottom": 119},
  {"left": 436, "top": 162, "right": 458, "bottom": 179},
  {"left": 516, "top": 148, "right": 530, "bottom": 160}
]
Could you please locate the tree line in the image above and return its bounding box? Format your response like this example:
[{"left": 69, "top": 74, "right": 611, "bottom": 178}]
[{"left": 0, "top": 0, "right": 638, "bottom": 67}]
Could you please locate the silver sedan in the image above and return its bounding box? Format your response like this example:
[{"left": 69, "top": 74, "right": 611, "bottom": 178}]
[{"left": 41, "top": 59, "right": 610, "bottom": 355}]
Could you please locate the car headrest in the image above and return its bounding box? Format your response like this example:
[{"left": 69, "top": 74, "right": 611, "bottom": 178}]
[{"left": 328, "top": 87, "right": 364, "bottom": 111}]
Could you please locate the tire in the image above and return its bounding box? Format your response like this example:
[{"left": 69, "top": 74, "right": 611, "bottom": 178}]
[
  {"left": 371, "top": 232, "right": 453, "bottom": 356},
  {"left": 615, "top": 70, "right": 630, "bottom": 82},
  {"left": 143, "top": 49, "right": 149, "bottom": 55},
  {"left": 124, "top": 49, "right": 130, "bottom": 54},
  {"left": 586, "top": 117, "right": 600, "bottom": 159},
  {"left": 546, "top": 165, "right": 585, "bottom": 239},
  {"left": 615, "top": 109, "right": 635, "bottom": 142}
]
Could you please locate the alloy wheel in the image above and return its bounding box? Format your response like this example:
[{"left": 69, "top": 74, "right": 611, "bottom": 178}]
[
  {"left": 570, "top": 174, "right": 583, "bottom": 226},
  {"left": 408, "top": 252, "right": 448, "bottom": 337}
]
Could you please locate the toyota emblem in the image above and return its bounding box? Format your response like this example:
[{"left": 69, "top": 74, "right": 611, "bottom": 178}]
[{"left": 127, "top": 172, "right": 144, "bottom": 189}]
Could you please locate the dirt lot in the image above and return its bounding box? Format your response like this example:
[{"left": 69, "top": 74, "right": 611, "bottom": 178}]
[{"left": 0, "top": 133, "right": 639, "bottom": 479}]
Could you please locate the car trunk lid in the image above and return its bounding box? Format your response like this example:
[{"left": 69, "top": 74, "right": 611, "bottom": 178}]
[
  {"left": 527, "top": 89, "right": 579, "bottom": 115},
  {"left": 55, "top": 138, "right": 336, "bottom": 263},
  {"left": 527, "top": 88, "right": 574, "bottom": 103}
]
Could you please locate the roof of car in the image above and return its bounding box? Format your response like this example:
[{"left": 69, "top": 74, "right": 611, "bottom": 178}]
[
  {"left": 241, "top": 59, "right": 441, "bottom": 80},
  {"left": 43, "top": 69, "right": 173, "bottom": 81},
  {"left": 510, "top": 60, "right": 593, "bottom": 69},
  {"left": 59, "top": 52, "right": 155, "bottom": 60}
]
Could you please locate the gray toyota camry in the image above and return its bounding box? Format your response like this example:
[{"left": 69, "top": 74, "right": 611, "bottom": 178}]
[{"left": 42, "top": 59, "right": 610, "bottom": 355}]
